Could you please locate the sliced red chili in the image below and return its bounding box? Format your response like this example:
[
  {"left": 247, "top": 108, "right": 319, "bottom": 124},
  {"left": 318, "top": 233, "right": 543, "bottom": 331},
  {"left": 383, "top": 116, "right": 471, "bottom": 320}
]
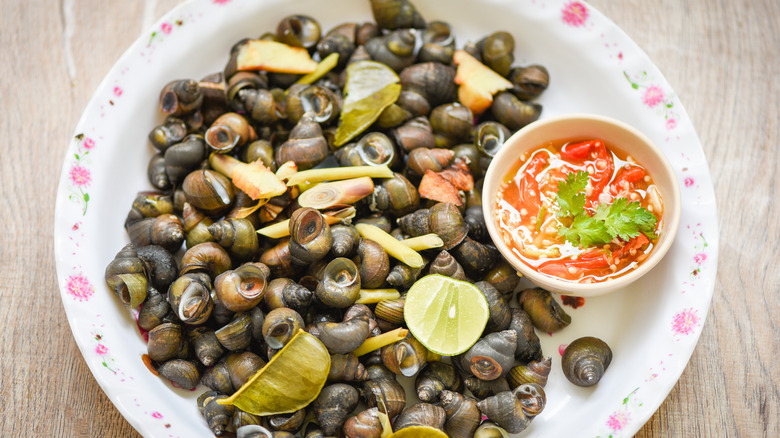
[
  {"left": 609, "top": 165, "right": 646, "bottom": 195},
  {"left": 560, "top": 140, "right": 596, "bottom": 160},
  {"left": 611, "top": 234, "right": 650, "bottom": 261},
  {"left": 515, "top": 152, "right": 549, "bottom": 216},
  {"left": 537, "top": 249, "right": 611, "bottom": 278}
]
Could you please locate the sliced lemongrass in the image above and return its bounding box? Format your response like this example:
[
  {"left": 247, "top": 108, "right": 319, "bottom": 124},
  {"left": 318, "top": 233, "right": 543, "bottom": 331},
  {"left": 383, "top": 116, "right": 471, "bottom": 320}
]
[
  {"left": 286, "top": 165, "right": 393, "bottom": 186},
  {"left": 355, "top": 223, "right": 425, "bottom": 268},
  {"left": 352, "top": 328, "right": 409, "bottom": 357},
  {"left": 209, "top": 152, "right": 241, "bottom": 177},
  {"left": 258, "top": 206, "right": 356, "bottom": 238},
  {"left": 355, "top": 288, "right": 401, "bottom": 304},
  {"left": 297, "top": 177, "right": 374, "bottom": 209},
  {"left": 275, "top": 161, "right": 298, "bottom": 179},
  {"left": 295, "top": 52, "right": 339, "bottom": 86},
  {"left": 399, "top": 234, "right": 444, "bottom": 251}
]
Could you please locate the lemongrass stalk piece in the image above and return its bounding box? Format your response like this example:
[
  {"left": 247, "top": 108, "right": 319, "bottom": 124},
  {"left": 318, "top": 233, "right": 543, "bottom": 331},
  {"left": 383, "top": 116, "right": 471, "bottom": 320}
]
[
  {"left": 399, "top": 234, "right": 444, "bottom": 251},
  {"left": 209, "top": 152, "right": 241, "bottom": 177},
  {"left": 352, "top": 328, "right": 409, "bottom": 357},
  {"left": 286, "top": 165, "right": 393, "bottom": 186},
  {"left": 355, "top": 223, "right": 425, "bottom": 268},
  {"left": 355, "top": 289, "right": 401, "bottom": 304},
  {"left": 275, "top": 161, "right": 298, "bottom": 179},
  {"left": 297, "top": 177, "right": 374, "bottom": 209},
  {"left": 295, "top": 53, "right": 340, "bottom": 85}
]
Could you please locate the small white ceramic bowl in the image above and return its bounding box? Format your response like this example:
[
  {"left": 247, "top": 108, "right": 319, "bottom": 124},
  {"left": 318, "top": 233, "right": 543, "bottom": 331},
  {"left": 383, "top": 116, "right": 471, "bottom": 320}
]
[{"left": 482, "top": 113, "right": 681, "bottom": 296}]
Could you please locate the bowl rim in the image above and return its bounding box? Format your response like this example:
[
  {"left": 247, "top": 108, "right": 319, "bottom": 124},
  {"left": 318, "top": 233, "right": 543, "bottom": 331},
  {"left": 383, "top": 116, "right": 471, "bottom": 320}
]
[{"left": 481, "top": 113, "right": 682, "bottom": 296}]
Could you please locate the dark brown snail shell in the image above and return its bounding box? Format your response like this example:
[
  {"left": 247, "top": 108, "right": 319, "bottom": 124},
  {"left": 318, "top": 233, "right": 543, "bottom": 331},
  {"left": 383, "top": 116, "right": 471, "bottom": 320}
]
[
  {"left": 490, "top": 91, "right": 542, "bottom": 131},
  {"left": 277, "top": 15, "right": 321, "bottom": 50},
  {"left": 407, "top": 147, "right": 454, "bottom": 176},
  {"left": 312, "top": 383, "right": 360, "bottom": 436},
  {"left": 370, "top": 0, "right": 426, "bottom": 30},
  {"left": 208, "top": 218, "right": 259, "bottom": 261},
  {"left": 452, "top": 236, "right": 500, "bottom": 277},
  {"left": 276, "top": 112, "right": 329, "bottom": 170},
  {"left": 509, "top": 64, "right": 550, "bottom": 100},
  {"left": 225, "top": 351, "right": 266, "bottom": 390},
  {"left": 514, "top": 383, "right": 546, "bottom": 418},
  {"left": 355, "top": 214, "right": 393, "bottom": 234},
  {"left": 507, "top": 357, "right": 552, "bottom": 389},
  {"left": 189, "top": 327, "right": 225, "bottom": 367},
  {"left": 483, "top": 260, "right": 521, "bottom": 298},
  {"left": 381, "top": 333, "right": 427, "bottom": 377},
  {"left": 462, "top": 330, "right": 517, "bottom": 381},
  {"left": 136, "top": 245, "right": 178, "bottom": 292},
  {"left": 160, "top": 79, "right": 203, "bottom": 116},
  {"left": 203, "top": 394, "right": 235, "bottom": 436},
  {"left": 226, "top": 71, "right": 268, "bottom": 112},
  {"left": 475, "top": 281, "right": 512, "bottom": 333},
  {"left": 374, "top": 295, "right": 405, "bottom": 325},
  {"left": 213, "top": 262, "right": 270, "bottom": 312},
  {"left": 365, "top": 29, "right": 417, "bottom": 72},
  {"left": 259, "top": 238, "right": 297, "bottom": 279},
  {"left": 262, "top": 307, "right": 305, "bottom": 349},
  {"left": 362, "top": 374, "right": 406, "bottom": 418},
  {"left": 206, "top": 112, "right": 256, "bottom": 152},
  {"left": 147, "top": 322, "right": 187, "bottom": 363},
  {"left": 508, "top": 308, "right": 543, "bottom": 362},
  {"left": 473, "top": 421, "right": 510, "bottom": 438},
  {"left": 176, "top": 276, "right": 214, "bottom": 325},
  {"left": 561, "top": 336, "right": 613, "bottom": 387},
  {"left": 342, "top": 407, "right": 382, "bottom": 438},
  {"left": 201, "top": 362, "right": 234, "bottom": 395},
  {"left": 182, "top": 202, "right": 215, "bottom": 249},
  {"left": 354, "top": 238, "right": 390, "bottom": 289},
  {"left": 105, "top": 243, "right": 148, "bottom": 308},
  {"left": 165, "top": 134, "right": 208, "bottom": 185},
  {"left": 215, "top": 312, "right": 253, "bottom": 351},
  {"left": 268, "top": 408, "right": 306, "bottom": 433},
  {"left": 464, "top": 204, "right": 488, "bottom": 242},
  {"left": 429, "top": 202, "right": 468, "bottom": 250},
  {"left": 398, "top": 208, "right": 430, "bottom": 237},
  {"left": 369, "top": 173, "right": 420, "bottom": 217},
  {"left": 289, "top": 207, "right": 333, "bottom": 266},
  {"left": 149, "top": 116, "right": 188, "bottom": 152},
  {"left": 317, "top": 317, "right": 369, "bottom": 354},
  {"left": 180, "top": 242, "right": 232, "bottom": 278},
  {"left": 393, "top": 403, "right": 446, "bottom": 432},
  {"left": 316, "top": 257, "right": 361, "bottom": 309},
  {"left": 430, "top": 103, "right": 473, "bottom": 147},
  {"left": 236, "top": 87, "right": 279, "bottom": 126},
  {"left": 396, "top": 89, "right": 431, "bottom": 118},
  {"left": 157, "top": 359, "right": 200, "bottom": 390},
  {"left": 182, "top": 169, "right": 235, "bottom": 216},
  {"left": 147, "top": 153, "right": 171, "bottom": 190},
  {"left": 264, "top": 278, "right": 312, "bottom": 313},
  {"left": 428, "top": 250, "right": 467, "bottom": 281},
  {"left": 126, "top": 214, "right": 185, "bottom": 254},
  {"left": 518, "top": 287, "right": 571, "bottom": 333},
  {"left": 330, "top": 224, "right": 360, "bottom": 258},
  {"left": 137, "top": 287, "right": 173, "bottom": 331},
  {"left": 232, "top": 409, "right": 263, "bottom": 430},
  {"left": 317, "top": 30, "right": 354, "bottom": 69},
  {"left": 479, "top": 31, "right": 515, "bottom": 78},
  {"left": 125, "top": 191, "right": 175, "bottom": 226},
  {"left": 439, "top": 390, "right": 481, "bottom": 438},
  {"left": 463, "top": 376, "right": 510, "bottom": 400},
  {"left": 415, "top": 362, "right": 464, "bottom": 402},
  {"left": 419, "top": 21, "right": 456, "bottom": 64},
  {"left": 167, "top": 272, "right": 210, "bottom": 316},
  {"left": 328, "top": 353, "right": 368, "bottom": 382},
  {"left": 385, "top": 262, "right": 424, "bottom": 289},
  {"left": 337, "top": 132, "right": 396, "bottom": 167},
  {"left": 240, "top": 139, "right": 275, "bottom": 171},
  {"left": 235, "top": 424, "right": 275, "bottom": 438},
  {"left": 392, "top": 116, "right": 436, "bottom": 152},
  {"left": 452, "top": 143, "right": 483, "bottom": 178},
  {"left": 477, "top": 389, "right": 531, "bottom": 434}
]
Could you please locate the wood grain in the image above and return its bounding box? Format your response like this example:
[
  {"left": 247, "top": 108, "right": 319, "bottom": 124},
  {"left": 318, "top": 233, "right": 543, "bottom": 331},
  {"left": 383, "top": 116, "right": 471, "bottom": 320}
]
[{"left": 1, "top": 0, "right": 777, "bottom": 436}]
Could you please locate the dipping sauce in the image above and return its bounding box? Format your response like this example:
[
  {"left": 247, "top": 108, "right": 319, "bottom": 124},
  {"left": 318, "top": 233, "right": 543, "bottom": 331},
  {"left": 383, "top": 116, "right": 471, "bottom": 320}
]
[{"left": 495, "top": 138, "right": 663, "bottom": 283}]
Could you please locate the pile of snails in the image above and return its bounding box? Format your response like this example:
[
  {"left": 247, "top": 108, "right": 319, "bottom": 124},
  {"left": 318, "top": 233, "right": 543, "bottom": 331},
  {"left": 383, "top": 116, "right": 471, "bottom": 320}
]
[{"left": 104, "top": 0, "right": 613, "bottom": 436}]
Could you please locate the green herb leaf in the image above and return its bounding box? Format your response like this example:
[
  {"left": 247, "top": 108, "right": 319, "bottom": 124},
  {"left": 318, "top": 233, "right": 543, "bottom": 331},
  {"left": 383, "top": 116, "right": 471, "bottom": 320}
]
[
  {"left": 558, "top": 214, "right": 611, "bottom": 247},
  {"left": 595, "top": 197, "right": 657, "bottom": 241},
  {"left": 556, "top": 171, "right": 588, "bottom": 217}
]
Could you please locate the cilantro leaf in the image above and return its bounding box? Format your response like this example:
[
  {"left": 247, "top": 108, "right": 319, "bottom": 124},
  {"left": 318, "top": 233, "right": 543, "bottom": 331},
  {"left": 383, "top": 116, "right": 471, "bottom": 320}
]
[
  {"left": 556, "top": 171, "right": 589, "bottom": 217},
  {"left": 558, "top": 214, "right": 611, "bottom": 247},
  {"left": 597, "top": 197, "right": 658, "bottom": 240}
]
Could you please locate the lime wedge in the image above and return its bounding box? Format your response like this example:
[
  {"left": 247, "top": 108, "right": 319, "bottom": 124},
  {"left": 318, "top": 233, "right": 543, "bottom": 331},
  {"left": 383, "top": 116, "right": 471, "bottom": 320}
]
[
  {"left": 218, "top": 329, "right": 330, "bottom": 415},
  {"left": 403, "top": 274, "right": 489, "bottom": 356},
  {"left": 388, "top": 426, "right": 449, "bottom": 438}
]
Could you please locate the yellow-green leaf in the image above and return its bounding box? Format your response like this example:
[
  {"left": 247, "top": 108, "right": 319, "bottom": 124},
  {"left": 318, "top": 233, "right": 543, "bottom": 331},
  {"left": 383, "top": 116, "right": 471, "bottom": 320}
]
[{"left": 334, "top": 61, "right": 401, "bottom": 146}]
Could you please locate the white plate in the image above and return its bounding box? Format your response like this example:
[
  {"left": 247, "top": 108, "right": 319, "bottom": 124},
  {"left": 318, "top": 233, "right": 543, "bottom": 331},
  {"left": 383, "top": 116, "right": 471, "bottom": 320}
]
[{"left": 54, "top": 0, "right": 718, "bottom": 436}]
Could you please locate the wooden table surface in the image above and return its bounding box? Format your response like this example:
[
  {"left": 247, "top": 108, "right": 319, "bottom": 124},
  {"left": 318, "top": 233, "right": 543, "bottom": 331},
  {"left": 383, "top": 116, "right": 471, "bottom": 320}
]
[{"left": 2, "top": 0, "right": 777, "bottom": 436}]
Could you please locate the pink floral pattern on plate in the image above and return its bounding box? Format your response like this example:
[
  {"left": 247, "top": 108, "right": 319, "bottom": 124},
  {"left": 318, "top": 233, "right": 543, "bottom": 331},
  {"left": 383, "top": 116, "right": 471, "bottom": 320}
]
[
  {"left": 624, "top": 71, "right": 681, "bottom": 131},
  {"left": 66, "top": 135, "right": 96, "bottom": 215}
]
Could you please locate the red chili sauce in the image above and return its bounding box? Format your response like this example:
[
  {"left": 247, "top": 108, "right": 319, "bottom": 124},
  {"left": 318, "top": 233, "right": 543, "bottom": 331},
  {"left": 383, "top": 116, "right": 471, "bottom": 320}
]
[{"left": 495, "top": 139, "right": 663, "bottom": 283}]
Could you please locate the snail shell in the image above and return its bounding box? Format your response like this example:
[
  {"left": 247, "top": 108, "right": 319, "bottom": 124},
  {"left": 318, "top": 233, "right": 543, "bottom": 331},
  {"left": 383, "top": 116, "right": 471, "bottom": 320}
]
[
  {"left": 381, "top": 333, "right": 427, "bottom": 377},
  {"left": 126, "top": 214, "right": 185, "bottom": 254},
  {"left": 370, "top": 0, "right": 426, "bottom": 30},
  {"left": 399, "top": 63, "right": 457, "bottom": 108},
  {"left": 342, "top": 407, "right": 382, "bottom": 438},
  {"left": 264, "top": 278, "right": 312, "bottom": 313},
  {"left": 429, "top": 202, "right": 468, "bottom": 250},
  {"left": 398, "top": 208, "right": 430, "bottom": 237},
  {"left": 205, "top": 112, "right": 256, "bottom": 152},
  {"left": 225, "top": 351, "right": 267, "bottom": 390},
  {"left": 157, "top": 359, "right": 200, "bottom": 390},
  {"left": 104, "top": 243, "right": 148, "bottom": 308},
  {"left": 136, "top": 245, "right": 178, "bottom": 292},
  {"left": 386, "top": 262, "right": 425, "bottom": 289},
  {"left": 147, "top": 322, "right": 187, "bottom": 363},
  {"left": 180, "top": 242, "right": 232, "bottom": 278},
  {"left": 289, "top": 207, "right": 333, "bottom": 266},
  {"left": 316, "top": 257, "right": 361, "bottom": 309},
  {"left": 237, "top": 87, "right": 278, "bottom": 126},
  {"left": 125, "top": 191, "right": 175, "bottom": 226},
  {"left": 490, "top": 91, "right": 542, "bottom": 131},
  {"left": 364, "top": 29, "right": 416, "bottom": 72},
  {"left": 392, "top": 116, "right": 436, "bottom": 152},
  {"left": 479, "top": 31, "right": 514, "bottom": 78},
  {"left": 369, "top": 172, "right": 420, "bottom": 217},
  {"left": 514, "top": 383, "right": 546, "bottom": 418},
  {"left": 430, "top": 103, "right": 473, "bottom": 147},
  {"left": 475, "top": 281, "right": 512, "bottom": 333},
  {"left": 262, "top": 307, "right": 305, "bottom": 349},
  {"left": 509, "top": 64, "right": 550, "bottom": 100},
  {"left": 268, "top": 408, "right": 306, "bottom": 434},
  {"left": 415, "top": 362, "right": 463, "bottom": 402},
  {"left": 508, "top": 308, "right": 543, "bottom": 362},
  {"left": 317, "top": 317, "right": 369, "bottom": 354},
  {"left": 182, "top": 169, "right": 235, "bottom": 216},
  {"left": 312, "top": 383, "right": 360, "bottom": 436},
  {"left": 165, "top": 134, "right": 208, "bottom": 185},
  {"left": 232, "top": 409, "right": 263, "bottom": 430},
  {"left": 452, "top": 236, "right": 500, "bottom": 277},
  {"left": 159, "top": 79, "right": 203, "bottom": 116},
  {"left": 428, "top": 250, "right": 467, "bottom": 281},
  {"left": 362, "top": 374, "right": 406, "bottom": 418},
  {"left": 463, "top": 376, "right": 510, "bottom": 400},
  {"left": 407, "top": 147, "right": 455, "bottom": 176},
  {"left": 201, "top": 362, "right": 233, "bottom": 395},
  {"left": 277, "top": 14, "right": 321, "bottom": 49},
  {"left": 418, "top": 21, "right": 456, "bottom": 64},
  {"left": 462, "top": 331, "right": 517, "bottom": 381},
  {"left": 147, "top": 153, "right": 171, "bottom": 190},
  {"left": 328, "top": 353, "right": 368, "bottom": 382},
  {"left": 518, "top": 287, "right": 571, "bottom": 333},
  {"left": 137, "top": 287, "right": 173, "bottom": 331},
  {"left": 474, "top": 421, "right": 510, "bottom": 438},
  {"left": 393, "top": 403, "right": 446, "bottom": 432},
  {"left": 259, "top": 238, "right": 297, "bottom": 279},
  {"left": 507, "top": 357, "right": 552, "bottom": 389},
  {"left": 439, "top": 390, "right": 481, "bottom": 438},
  {"left": 215, "top": 312, "right": 253, "bottom": 351},
  {"left": 214, "top": 262, "right": 270, "bottom": 312},
  {"left": 188, "top": 327, "right": 224, "bottom": 367},
  {"left": 203, "top": 394, "right": 234, "bottom": 436},
  {"left": 561, "top": 336, "right": 613, "bottom": 387},
  {"left": 374, "top": 295, "right": 405, "bottom": 325},
  {"left": 176, "top": 278, "right": 214, "bottom": 325},
  {"left": 464, "top": 204, "right": 489, "bottom": 242},
  {"left": 208, "top": 218, "right": 259, "bottom": 261},
  {"left": 476, "top": 390, "right": 530, "bottom": 434},
  {"left": 235, "top": 424, "right": 274, "bottom": 438},
  {"left": 354, "top": 238, "right": 390, "bottom": 289},
  {"left": 182, "top": 202, "right": 214, "bottom": 249},
  {"left": 330, "top": 224, "right": 360, "bottom": 258},
  {"left": 149, "top": 116, "right": 188, "bottom": 152},
  {"left": 276, "top": 112, "right": 329, "bottom": 170},
  {"left": 483, "top": 260, "right": 520, "bottom": 299}
]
